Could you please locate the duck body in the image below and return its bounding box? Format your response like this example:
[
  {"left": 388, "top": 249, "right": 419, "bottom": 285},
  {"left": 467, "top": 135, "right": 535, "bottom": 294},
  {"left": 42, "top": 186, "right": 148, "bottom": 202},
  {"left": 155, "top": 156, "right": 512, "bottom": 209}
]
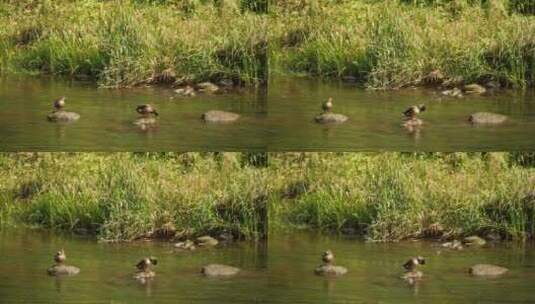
[
  {"left": 403, "top": 104, "right": 426, "bottom": 120},
  {"left": 53, "top": 96, "right": 66, "bottom": 111},
  {"left": 136, "top": 257, "right": 158, "bottom": 272},
  {"left": 322, "top": 97, "right": 333, "bottom": 113},
  {"left": 403, "top": 256, "right": 425, "bottom": 272},
  {"left": 136, "top": 104, "right": 159, "bottom": 116},
  {"left": 54, "top": 249, "right": 66, "bottom": 264},
  {"left": 322, "top": 250, "right": 334, "bottom": 264}
]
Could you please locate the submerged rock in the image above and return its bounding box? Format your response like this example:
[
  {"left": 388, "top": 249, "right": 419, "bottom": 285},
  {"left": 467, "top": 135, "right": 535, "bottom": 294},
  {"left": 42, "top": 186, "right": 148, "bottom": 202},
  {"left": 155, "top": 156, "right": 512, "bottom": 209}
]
[
  {"left": 47, "top": 111, "right": 80, "bottom": 122},
  {"left": 314, "top": 264, "right": 348, "bottom": 276},
  {"left": 134, "top": 270, "right": 155, "bottom": 280},
  {"left": 441, "top": 87, "right": 463, "bottom": 98},
  {"left": 174, "top": 240, "right": 196, "bottom": 251},
  {"left": 403, "top": 118, "right": 423, "bottom": 128},
  {"left": 463, "top": 236, "right": 487, "bottom": 246},
  {"left": 463, "top": 83, "right": 487, "bottom": 95},
  {"left": 47, "top": 264, "right": 80, "bottom": 276},
  {"left": 201, "top": 110, "right": 240, "bottom": 123},
  {"left": 314, "top": 113, "right": 348, "bottom": 124},
  {"left": 196, "top": 82, "right": 220, "bottom": 94},
  {"left": 174, "top": 86, "right": 196, "bottom": 97},
  {"left": 201, "top": 264, "right": 240, "bottom": 277},
  {"left": 402, "top": 270, "right": 423, "bottom": 280},
  {"left": 468, "top": 112, "right": 508, "bottom": 125},
  {"left": 133, "top": 117, "right": 158, "bottom": 131},
  {"left": 469, "top": 264, "right": 508, "bottom": 277},
  {"left": 196, "top": 236, "right": 219, "bottom": 247},
  {"left": 442, "top": 240, "right": 464, "bottom": 250}
]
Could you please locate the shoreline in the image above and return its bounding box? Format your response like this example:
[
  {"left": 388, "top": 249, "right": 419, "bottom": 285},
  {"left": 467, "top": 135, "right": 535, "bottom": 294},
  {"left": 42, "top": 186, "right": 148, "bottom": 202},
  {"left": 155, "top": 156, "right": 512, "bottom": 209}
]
[{"left": 1, "top": 152, "right": 533, "bottom": 242}]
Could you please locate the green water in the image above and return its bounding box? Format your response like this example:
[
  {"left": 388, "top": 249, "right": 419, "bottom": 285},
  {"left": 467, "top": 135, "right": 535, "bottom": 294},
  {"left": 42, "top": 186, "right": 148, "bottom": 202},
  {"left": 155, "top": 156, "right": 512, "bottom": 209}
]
[
  {"left": 1, "top": 230, "right": 534, "bottom": 303},
  {"left": 2, "top": 77, "right": 535, "bottom": 151},
  {"left": 267, "top": 77, "right": 535, "bottom": 151},
  {"left": 0, "top": 77, "right": 267, "bottom": 151}
]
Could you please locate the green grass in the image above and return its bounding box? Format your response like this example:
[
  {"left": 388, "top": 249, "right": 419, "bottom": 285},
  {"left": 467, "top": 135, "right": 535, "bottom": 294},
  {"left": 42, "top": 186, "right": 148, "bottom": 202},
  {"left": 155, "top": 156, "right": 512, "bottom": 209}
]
[
  {"left": 268, "top": 152, "right": 535, "bottom": 241},
  {"left": 1, "top": 152, "right": 534, "bottom": 242},
  {"left": 0, "top": 0, "right": 267, "bottom": 88},
  {"left": 269, "top": 0, "right": 535, "bottom": 89},
  {"left": 0, "top": 153, "right": 269, "bottom": 241}
]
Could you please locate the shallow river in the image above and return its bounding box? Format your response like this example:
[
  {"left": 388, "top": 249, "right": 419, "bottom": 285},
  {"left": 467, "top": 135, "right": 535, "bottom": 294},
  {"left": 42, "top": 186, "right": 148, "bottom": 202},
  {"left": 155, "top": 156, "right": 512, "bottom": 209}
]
[
  {"left": 268, "top": 77, "right": 535, "bottom": 151},
  {"left": 1, "top": 230, "right": 534, "bottom": 303},
  {"left": 1, "top": 77, "right": 535, "bottom": 151}
]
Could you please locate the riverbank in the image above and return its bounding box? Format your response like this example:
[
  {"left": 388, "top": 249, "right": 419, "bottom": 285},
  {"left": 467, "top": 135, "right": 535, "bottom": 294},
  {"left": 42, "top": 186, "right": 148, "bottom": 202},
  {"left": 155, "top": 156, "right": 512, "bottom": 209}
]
[
  {"left": 270, "top": 0, "right": 535, "bottom": 89},
  {"left": 1, "top": 153, "right": 533, "bottom": 242},
  {"left": 0, "top": 0, "right": 266, "bottom": 88}
]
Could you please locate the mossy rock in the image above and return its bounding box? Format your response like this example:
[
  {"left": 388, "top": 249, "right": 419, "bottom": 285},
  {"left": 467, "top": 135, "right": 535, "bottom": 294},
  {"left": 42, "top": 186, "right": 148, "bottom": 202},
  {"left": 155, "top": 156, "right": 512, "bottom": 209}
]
[
  {"left": 201, "top": 264, "right": 240, "bottom": 277},
  {"left": 463, "top": 236, "right": 487, "bottom": 246},
  {"left": 47, "top": 264, "right": 80, "bottom": 276},
  {"left": 468, "top": 112, "right": 508, "bottom": 125},
  {"left": 314, "top": 264, "right": 348, "bottom": 276},
  {"left": 133, "top": 117, "right": 158, "bottom": 126},
  {"left": 314, "top": 113, "right": 348, "bottom": 124},
  {"left": 469, "top": 264, "right": 508, "bottom": 277},
  {"left": 47, "top": 111, "right": 80, "bottom": 123},
  {"left": 196, "top": 235, "right": 219, "bottom": 247},
  {"left": 201, "top": 110, "right": 240, "bottom": 123},
  {"left": 134, "top": 270, "right": 155, "bottom": 280}
]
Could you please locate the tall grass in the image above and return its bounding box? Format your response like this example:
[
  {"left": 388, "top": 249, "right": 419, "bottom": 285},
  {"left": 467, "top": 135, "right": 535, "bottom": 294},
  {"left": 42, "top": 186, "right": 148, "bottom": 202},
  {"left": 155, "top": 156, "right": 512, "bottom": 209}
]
[
  {"left": 0, "top": 153, "right": 269, "bottom": 241},
  {"left": 268, "top": 152, "right": 535, "bottom": 241},
  {"left": 0, "top": 0, "right": 267, "bottom": 87},
  {"left": 270, "top": 0, "right": 535, "bottom": 89},
  {"left": 1, "top": 153, "right": 533, "bottom": 242}
]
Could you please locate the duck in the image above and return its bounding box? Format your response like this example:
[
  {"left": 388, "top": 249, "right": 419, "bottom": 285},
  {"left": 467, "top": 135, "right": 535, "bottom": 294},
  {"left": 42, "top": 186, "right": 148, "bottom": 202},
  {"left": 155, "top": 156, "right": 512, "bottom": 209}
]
[
  {"left": 403, "top": 256, "right": 425, "bottom": 272},
  {"left": 322, "top": 97, "right": 333, "bottom": 113},
  {"left": 136, "top": 104, "right": 159, "bottom": 116},
  {"left": 322, "top": 250, "right": 334, "bottom": 264},
  {"left": 54, "top": 249, "right": 66, "bottom": 264},
  {"left": 53, "top": 96, "right": 66, "bottom": 111},
  {"left": 403, "top": 104, "right": 426, "bottom": 120},
  {"left": 136, "top": 257, "right": 158, "bottom": 272}
]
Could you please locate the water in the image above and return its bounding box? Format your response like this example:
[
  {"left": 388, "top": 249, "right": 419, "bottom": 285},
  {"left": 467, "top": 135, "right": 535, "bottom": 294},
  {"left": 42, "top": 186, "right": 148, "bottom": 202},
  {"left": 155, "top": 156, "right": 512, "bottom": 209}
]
[
  {"left": 2, "top": 77, "right": 535, "bottom": 151},
  {"left": 0, "top": 77, "right": 267, "bottom": 151},
  {"left": 267, "top": 77, "right": 535, "bottom": 151},
  {"left": 1, "top": 230, "right": 534, "bottom": 303}
]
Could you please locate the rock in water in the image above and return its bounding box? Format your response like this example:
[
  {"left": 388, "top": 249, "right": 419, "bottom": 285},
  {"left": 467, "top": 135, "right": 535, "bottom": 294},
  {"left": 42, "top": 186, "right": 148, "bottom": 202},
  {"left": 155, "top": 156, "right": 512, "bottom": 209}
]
[
  {"left": 468, "top": 112, "right": 508, "bottom": 125},
  {"left": 201, "top": 110, "right": 240, "bottom": 123},
  {"left": 463, "top": 236, "right": 487, "bottom": 246},
  {"left": 314, "top": 264, "right": 348, "bottom": 276},
  {"left": 402, "top": 270, "right": 423, "bottom": 280},
  {"left": 174, "top": 240, "right": 196, "bottom": 250},
  {"left": 47, "top": 264, "right": 80, "bottom": 276},
  {"left": 201, "top": 264, "right": 240, "bottom": 277},
  {"left": 196, "top": 82, "right": 220, "bottom": 94},
  {"left": 469, "top": 264, "right": 508, "bottom": 277},
  {"left": 133, "top": 117, "right": 158, "bottom": 126},
  {"left": 314, "top": 113, "right": 348, "bottom": 124},
  {"left": 196, "top": 236, "right": 219, "bottom": 247},
  {"left": 463, "top": 83, "right": 487, "bottom": 95},
  {"left": 47, "top": 111, "right": 80, "bottom": 122}
]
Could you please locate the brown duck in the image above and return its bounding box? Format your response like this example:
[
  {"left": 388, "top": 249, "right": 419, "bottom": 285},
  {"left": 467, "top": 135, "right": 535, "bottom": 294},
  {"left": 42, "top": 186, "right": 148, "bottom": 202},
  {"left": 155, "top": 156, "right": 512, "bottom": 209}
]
[
  {"left": 54, "top": 249, "right": 66, "bottom": 264},
  {"left": 322, "top": 97, "right": 333, "bottom": 113},
  {"left": 53, "top": 97, "right": 66, "bottom": 111},
  {"left": 322, "top": 250, "right": 334, "bottom": 264},
  {"left": 136, "top": 257, "right": 158, "bottom": 272},
  {"left": 403, "top": 104, "right": 426, "bottom": 120},
  {"left": 403, "top": 256, "right": 425, "bottom": 272},
  {"left": 136, "top": 104, "right": 159, "bottom": 116}
]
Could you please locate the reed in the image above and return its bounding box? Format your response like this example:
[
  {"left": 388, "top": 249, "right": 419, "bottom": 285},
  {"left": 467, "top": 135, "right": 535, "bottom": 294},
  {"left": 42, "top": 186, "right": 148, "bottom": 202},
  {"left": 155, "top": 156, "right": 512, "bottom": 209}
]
[
  {"left": 0, "top": 0, "right": 267, "bottom": 87},
  {"left": 270, "top": 0, "right": 535, "bottom": 89},
  {"left": 1, "top": 152, "right": 533, "bottom": 242}
]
